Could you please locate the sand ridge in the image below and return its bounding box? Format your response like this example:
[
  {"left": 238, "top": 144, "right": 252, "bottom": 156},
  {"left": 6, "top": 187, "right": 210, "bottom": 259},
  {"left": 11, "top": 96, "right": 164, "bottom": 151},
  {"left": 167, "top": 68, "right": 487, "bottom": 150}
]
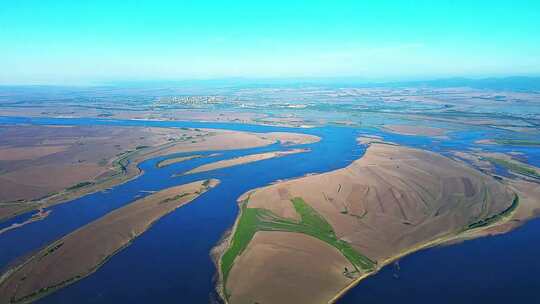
[
  {"left": 156, "top": 154, "right": 204, "bottom": 168},
  {"left": 383, "top": 124, "right": 447, "bottom": 136},
  {"left": 0, "top": 179, "right": 219, "bottom": 304},
  {"left": 184, "top": 148, "right": 309, "bottom": 175}
]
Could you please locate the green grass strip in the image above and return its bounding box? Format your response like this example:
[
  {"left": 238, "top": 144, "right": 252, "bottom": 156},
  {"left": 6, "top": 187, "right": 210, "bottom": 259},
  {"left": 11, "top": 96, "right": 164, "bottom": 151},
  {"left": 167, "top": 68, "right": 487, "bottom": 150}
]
[
  {"left": 467, "top": 195, "right": 519, "bottom": 230},
  {"left": 65, "top": 181, "right": 94, "bottom": 191},
  {"left": 486, "top": 157, "right": 540, "bottom": 179},
  {"left": 220, "top": 197, "right": 375, "bottom": 298},
  {"left": 220, "top": 204, "right": 261, "bottom": 289},
  {"left": 494, "top": 139, "right": 540, "bottom": 146}
]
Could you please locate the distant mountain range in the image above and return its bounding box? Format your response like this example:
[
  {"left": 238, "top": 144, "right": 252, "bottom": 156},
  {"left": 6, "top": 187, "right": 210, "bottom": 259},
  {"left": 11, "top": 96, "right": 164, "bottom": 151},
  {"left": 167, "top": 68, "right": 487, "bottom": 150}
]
[
  {"left": 390, "top": 76, "right": 540, "bottom": 91},
  {"left": 6, "top": 76, "right": 540, "bottom": 92}
]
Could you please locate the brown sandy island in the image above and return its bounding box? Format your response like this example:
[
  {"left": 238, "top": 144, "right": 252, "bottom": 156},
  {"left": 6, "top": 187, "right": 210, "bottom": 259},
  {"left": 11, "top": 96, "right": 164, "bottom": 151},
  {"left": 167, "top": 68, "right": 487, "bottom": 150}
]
[
  {"left": 0, "top": 179, "right": 219, "bottom": 304},
  {"left": 156, "top": 154, "right": 204, "bottom": 168},
  {"left": 218, "top": 142, "right": 516, "bottom": 304},
  {"left": 0, "top": 124, "right": 319, "bottom": 221},
  {"left": 356, "top": 135, "right": 396, "bottom": 145},
  {"left": 257, "top": 132, "right": 320, "bottom": 145},
  {"left": 475, "top": 139, "right": 496, "bottom": 145},
  {"left": 383, "top": 124, "right": 447, "bottom": 136},
  {"left": 184, "top": 149, "right": 309, "bottom": 175}
]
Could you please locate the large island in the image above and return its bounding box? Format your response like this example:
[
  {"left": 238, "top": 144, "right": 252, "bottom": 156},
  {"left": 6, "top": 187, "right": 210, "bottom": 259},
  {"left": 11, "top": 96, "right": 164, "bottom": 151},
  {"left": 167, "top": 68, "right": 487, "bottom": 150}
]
[{"left": 217, "top": 142, "right": 518, "bottom": 304}]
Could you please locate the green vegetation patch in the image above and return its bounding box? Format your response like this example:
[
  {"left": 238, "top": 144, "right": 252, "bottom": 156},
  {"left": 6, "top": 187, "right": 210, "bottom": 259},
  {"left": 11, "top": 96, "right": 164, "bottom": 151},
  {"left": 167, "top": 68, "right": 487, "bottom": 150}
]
[
  {"left": 494, "top": 139, "right": 540, "bottom": 146},
  {"left": 221, "top": 197, "right": 375, "bottom": 297},
  {"left": 220, "top": 204, "right": 261, "bottom": 290},
  {"left": 112, "top": 152, "right": 131, "bottom": 174},
  {"left": 42, "top": 242, "right": 64, "bottom": 258},
  {"left": 467, "top": 195, "right": 519, "bottom": 230},
  {"left": 66, "top": 181, "right": 94, "bottom": 191},
  {"left": 159, "top": 193, "right": 191, "bottom": 204},
  {"left": 486, "top": 157, "right": 540, "bottom": 179}
]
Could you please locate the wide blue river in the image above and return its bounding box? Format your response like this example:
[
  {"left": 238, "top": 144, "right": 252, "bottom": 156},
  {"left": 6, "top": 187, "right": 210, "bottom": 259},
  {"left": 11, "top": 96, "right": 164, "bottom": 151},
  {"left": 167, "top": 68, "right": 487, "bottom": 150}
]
[{"left": 0, "top": 116, "right": 538, "bottom": 303}]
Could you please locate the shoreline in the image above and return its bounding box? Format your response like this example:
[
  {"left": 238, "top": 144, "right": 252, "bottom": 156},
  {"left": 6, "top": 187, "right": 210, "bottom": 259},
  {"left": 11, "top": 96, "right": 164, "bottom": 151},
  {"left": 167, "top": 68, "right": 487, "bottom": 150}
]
[
  {"left": 212, "top": 197, "right": 252, "bottom": 304},
  {"left": 1, "top": 128, "right": 320, "bottom": 224},
  {"left": 214, "top": 143, "right": 523, "bottom": 304},
  {"left": 0, "top": 179, "right": 221, "bottom": 304},
  {"left": 0, "top": 209, "right": 51, "bottom": 236},
  {"left": 184, "top": 148, "right": 310, "bottom": 175},
  {"left": 0, "top": 113, "right": 319, "bottom": 129},
  {"left": 0, "top": 142, "right": 149, "bottom": 222},
  {"left": 327, "top": 193, "right": 520, "bottom": 303},
  {"left": 156, "top": 154, "right": 203, "bottom": 168}
]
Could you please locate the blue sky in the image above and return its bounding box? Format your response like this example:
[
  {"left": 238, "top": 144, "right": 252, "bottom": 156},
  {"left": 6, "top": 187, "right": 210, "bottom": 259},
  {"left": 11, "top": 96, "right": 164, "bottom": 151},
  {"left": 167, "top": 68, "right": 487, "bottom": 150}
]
[{"left": 1, "top": 0, "right": 539, "bottom": 84}]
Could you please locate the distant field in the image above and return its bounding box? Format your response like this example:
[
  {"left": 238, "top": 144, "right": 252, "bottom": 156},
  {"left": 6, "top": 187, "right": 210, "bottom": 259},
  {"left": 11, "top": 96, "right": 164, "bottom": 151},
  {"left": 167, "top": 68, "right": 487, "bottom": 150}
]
[
  {"left": 486, "top": 157, "right": 540, "bottom": 179},
  {"left": 495, "top": 139, "right": 540, "bottom": 146}
]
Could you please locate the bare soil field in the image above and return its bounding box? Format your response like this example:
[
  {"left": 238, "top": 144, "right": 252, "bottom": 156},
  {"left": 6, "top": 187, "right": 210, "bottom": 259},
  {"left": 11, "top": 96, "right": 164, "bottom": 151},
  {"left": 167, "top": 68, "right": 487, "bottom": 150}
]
[
  {"left": 156, "top": 155, "right": 203, "bottom": 168},
  {"left": 222, "top": 142, "right": 516, "bottom": 304},
  {"left": 0, "top": 125, "right": 319, "bottom": 221},
  {"left": 383, "top": 124, "right": 447, "bottom": 136},
  {"left": 0, "top": 179, "right": 219, "bottom": 304},
  {"left": 0, "top": 125, "right": 204, "bottom": 220},
  {"left": 227, "top": 231, "right": 354, "bottom": 304},
  {"left": 185, "top": 149, "right": 309, "bottom": 175}
]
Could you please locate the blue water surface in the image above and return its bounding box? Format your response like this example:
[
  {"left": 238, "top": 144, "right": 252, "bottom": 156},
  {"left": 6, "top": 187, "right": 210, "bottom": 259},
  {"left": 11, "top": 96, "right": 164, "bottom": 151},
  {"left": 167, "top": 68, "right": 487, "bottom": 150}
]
[{"left": 0, "top": 116, "right": 538, "bottom": 303}]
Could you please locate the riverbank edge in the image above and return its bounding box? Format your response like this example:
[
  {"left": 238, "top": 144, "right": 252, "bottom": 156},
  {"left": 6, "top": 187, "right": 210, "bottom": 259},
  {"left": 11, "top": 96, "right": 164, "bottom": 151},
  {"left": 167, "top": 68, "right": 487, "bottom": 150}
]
[
  {"left": 184, "top": 148, "right": 310, "bottom": 176},
  {"left": 327, "top": 193, "right": 520, "bottom": 304},
  {"left": 0, "top": 179, "right": 221, "bottom": 304},
  {"left": 0, "top": 140, "right": 166, "bottom": 223},
  {"left": 1, "top": 126, "right": 318, "bottom": 223},
  {"left": 212, "top": 195, "right": 253, "bottom": 304},
  {"left": 214, "top": 192, "right": 519, "bottom": 304},
  {"left": 212, "top": 140, "right": 526, "bottom": 304}
]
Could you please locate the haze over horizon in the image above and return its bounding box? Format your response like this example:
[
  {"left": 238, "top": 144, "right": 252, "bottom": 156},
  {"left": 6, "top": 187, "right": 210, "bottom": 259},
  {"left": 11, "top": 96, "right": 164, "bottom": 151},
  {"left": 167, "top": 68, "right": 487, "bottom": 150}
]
[
  {"left": 1, "top": 0, "right": 539, "bottom": 85},
  {"left": 1, "top": 2, "right": 540, "bottom": 303}
]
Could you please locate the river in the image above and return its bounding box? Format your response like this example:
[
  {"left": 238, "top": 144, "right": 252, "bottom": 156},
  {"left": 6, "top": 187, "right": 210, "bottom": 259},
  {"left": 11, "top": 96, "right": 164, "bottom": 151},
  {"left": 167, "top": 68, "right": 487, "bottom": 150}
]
[{"left": 0, "top": 116, "right": 538, "bottom": 303}]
